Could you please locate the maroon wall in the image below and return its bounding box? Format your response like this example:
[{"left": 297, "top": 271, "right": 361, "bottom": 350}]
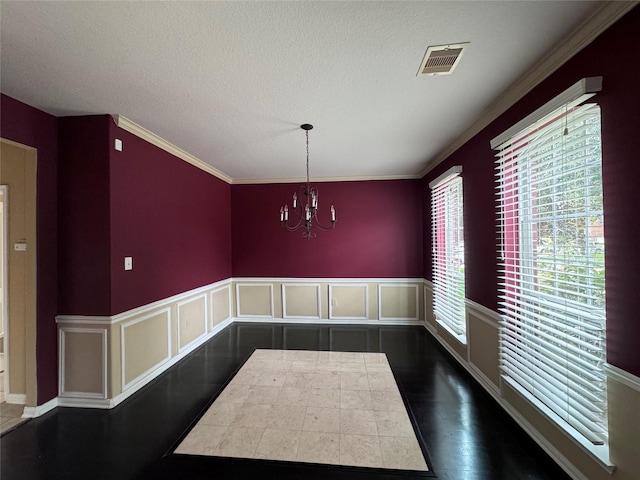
[
  {"left": 109, "top": 121, "right": 232, "bottom": 314},
  {"left": 58, "top": 116, "right": 112, "bottom": 315},
  {"left": 422, "top": 6, "right": 640, "bottom": 376},
  {"left": 1, "top": 94, "right": 59, "bottom": 404},
  {"left": 232, "top": 180, "right": 423, "bottom": 278}
]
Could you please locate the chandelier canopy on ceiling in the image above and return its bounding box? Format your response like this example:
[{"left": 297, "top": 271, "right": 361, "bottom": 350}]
[{"left": 280, "top": 124, "right": 336, "bottom": 239}]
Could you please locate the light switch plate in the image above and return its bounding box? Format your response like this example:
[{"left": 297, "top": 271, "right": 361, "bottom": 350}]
[
  {"left": 124, "top": 256, "right": 133, "bottom": 270},
  {"left": 115, "top": 139, "right": 123, "bottom": 151}
]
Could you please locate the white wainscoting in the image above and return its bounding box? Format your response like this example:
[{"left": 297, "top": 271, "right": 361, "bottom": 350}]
[
  {"left": 121, "top": 308, "right": 172, "bottom": 392},
  {"left": 422, "top": 280, "right": 619, "bottom": 480},
  {"left": 53, "top": 277, "right": 424, "bottom": 414},
  {"left": 210, "top": 284, "right": 232, "bottom": 329},
  {"left": 177, "top": 294, "right": 208, "bottom": 354},
  {"left": 56, "top": 278, "right": 233, "bottom": 410}
]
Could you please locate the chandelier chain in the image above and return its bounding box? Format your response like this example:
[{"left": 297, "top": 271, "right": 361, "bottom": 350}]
[{"left": 306, "top": 130, "right": 310, "bottom": 187}]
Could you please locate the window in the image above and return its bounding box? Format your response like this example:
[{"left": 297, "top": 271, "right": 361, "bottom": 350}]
[
  {"left": 430, "top": 166, "right": 466, "bottom": 339},
  {"left": 493, "top": 78, "right": 607, "bottom": 445}
]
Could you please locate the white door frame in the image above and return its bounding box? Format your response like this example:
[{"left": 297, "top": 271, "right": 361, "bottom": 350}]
[{"left": 1, "top": 184, "right": 9, "bottom": 398}]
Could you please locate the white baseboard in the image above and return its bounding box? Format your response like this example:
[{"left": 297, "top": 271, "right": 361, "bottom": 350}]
[
  {"left": 422, "top": 324, "right": 597, "bottom": 480},
  {"left": 22, "top": 397, "right": 59, "bottom": 418},
  {"left": 57, "top": 397, "right": 113, "bottom": 409},
  {"left": 235, "top": 317, "right": 425, "bottom": 327},
  {"left": 423, "top": 321, "right": 436, "bottom": 336},
  {"left": 5, "top": 393, "right": 26, "bottom": 404},
  {"left": 468, "top": 362, "right": 500, "bottom": 398}
]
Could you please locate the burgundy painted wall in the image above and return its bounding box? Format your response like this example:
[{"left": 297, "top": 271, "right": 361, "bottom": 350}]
[
  {"left": 58, "top": 116, "right": 112, "bottom": 315},
  {"left": 1, "top": 94, "right": 59, "bottom": 404},
  {"left": 109, "top": 121, "right": 232, "bottom": 314},
  {"left": 422, "top": 6, "right": 640, "bottom": 376},
  {"left": 232, "top": 180, "right": 423, "bottom": 278}
]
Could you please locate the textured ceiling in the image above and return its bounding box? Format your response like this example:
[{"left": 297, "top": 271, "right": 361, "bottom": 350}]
[{"left": 1, "top": 1, "right": 601, "bottom": 181}]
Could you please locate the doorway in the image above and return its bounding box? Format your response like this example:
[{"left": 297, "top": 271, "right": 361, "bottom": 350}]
[{"left": 0, "top": 139, "right": 37, "bottom": 427}]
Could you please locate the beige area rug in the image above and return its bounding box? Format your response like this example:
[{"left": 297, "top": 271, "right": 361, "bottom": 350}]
[{"left": 174, "top": 349, "right": 428, "bottom": 471}]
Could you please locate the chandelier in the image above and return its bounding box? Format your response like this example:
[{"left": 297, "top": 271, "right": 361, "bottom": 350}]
[{"left": 280, "top": 124, "right": 336, "bottom": 239}]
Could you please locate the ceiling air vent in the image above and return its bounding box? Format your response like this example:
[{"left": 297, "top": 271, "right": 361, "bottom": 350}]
[{"left": 417, "top": 43, "right": 468, "bottom": 76}]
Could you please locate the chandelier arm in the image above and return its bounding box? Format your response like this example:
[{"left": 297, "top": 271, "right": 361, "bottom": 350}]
[{"left": 311, "top": 212, "right": 337, "bottom": 231}]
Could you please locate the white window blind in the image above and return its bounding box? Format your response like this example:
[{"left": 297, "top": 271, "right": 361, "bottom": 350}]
[
  {"left": 495, "top": 96, "right": 607, "bottom": 445},
  {"left": 431, "top": 167, "right": 466, "bottom": 337}
]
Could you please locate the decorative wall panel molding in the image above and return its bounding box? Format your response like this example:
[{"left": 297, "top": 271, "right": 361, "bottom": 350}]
[
  {"left": 282, "top": 283, "right": 321, "bottom": 319},
  {"left": 177, "top": 294, "right": 208, "bottom": 353},
  {"left": 58, "top": 327, "right": 107, "bottom": 399},
  {"left": 328, "top": 284, "right": 368, "bottom": 320},
  {"left": 235, "top": 283, "right": 274, "bottom": 318},
  {"left": 211, "top": 284, "right": 232, "bottom": 328},
  {"left": 378, "top": 284, "right": 419, "bottom": 321},
  {"left": 121, "top": 309, "right": 171, "bottom": 392}
]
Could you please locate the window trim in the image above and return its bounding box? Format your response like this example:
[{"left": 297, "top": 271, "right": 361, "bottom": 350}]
[
  {"left": 491, "top": 76, "right": 602, "bottom": 149},
  {"left": 493, "top": 77, "right": 611, "bottom": 467},
  {"left": 430, "top": 166, "right": 466, "bottom": 342}
]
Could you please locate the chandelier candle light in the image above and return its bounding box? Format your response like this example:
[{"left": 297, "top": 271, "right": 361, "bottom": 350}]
[{"left": 280, "top": 124, "right": 336, "bottom": 239}]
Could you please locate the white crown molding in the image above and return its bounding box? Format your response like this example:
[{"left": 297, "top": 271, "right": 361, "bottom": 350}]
[
  {"left": 111, "top": 114, "right": 421, "bottom": 185},
  {"left": 111, "top": 115, "right": 233, "bottom": 184},
  {"left": 101, "top": 3, "right": 635, "bottom": 186},
  {"left": 231, "top": 174, "right": 422, "bottom": 185},
  {"left": 419, "top": 1, "right": 638, "bottom": 178},
  {"left": 605, "top": 363, "right": 640, "bottom": 392}
]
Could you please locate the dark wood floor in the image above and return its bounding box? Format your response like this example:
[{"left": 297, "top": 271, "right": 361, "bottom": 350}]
[{"left": 0, "top": 323, "right": 571, "bottom": 480}]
